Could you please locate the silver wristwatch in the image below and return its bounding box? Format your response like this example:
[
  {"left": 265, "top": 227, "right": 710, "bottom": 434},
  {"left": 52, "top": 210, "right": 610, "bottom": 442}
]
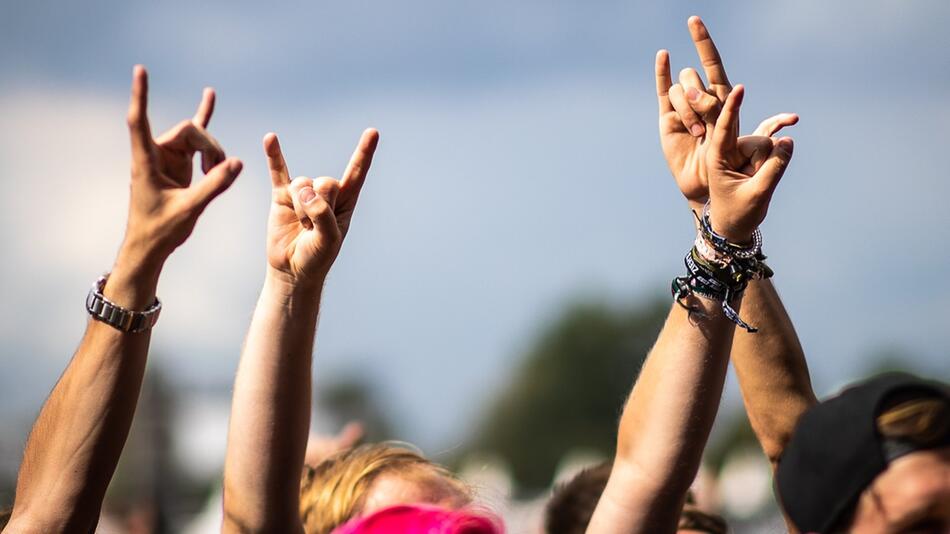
[{"left": 85, "top": 274, "right": 162, "bottom": 333}]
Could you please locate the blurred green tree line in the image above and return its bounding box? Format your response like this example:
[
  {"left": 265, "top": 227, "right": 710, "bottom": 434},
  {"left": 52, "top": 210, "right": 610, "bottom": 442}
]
[{"left": 470, "top": 297, "right": 668, "bottom": 492}]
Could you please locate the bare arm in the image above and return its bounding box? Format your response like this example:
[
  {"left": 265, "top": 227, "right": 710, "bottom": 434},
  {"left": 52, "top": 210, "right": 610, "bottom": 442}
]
[
  {"left": 589, "top": 82, "right": 794, "bottom": 533},
  {"left": 221, "top": 130, "right": 378, "bottom": 533},
  {"left": 587, "top": 299, "right": 736, "bottom": 534},
  {"left": 5, "top": 66, "right": 241, "bottom": 533},
  {"left": 6, "top": 263, "right": 159, "bottom": 534},
  {"left": 221, "top": 271, "right": 320, "bottom": 534},
  {"left": 655, "top": 16, "right": 818, "bottom": 469},
  {"left": 730, "top": 279, "right": 816, "bottom": 465}
]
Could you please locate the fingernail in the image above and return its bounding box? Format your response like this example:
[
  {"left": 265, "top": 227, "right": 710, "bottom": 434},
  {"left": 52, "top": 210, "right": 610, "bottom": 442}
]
[
  {"left": 299, "top": 187, "right": 316, "bottom": 204},
  {"left": 690, "top": 123, "right": 705, "bottom": 136},
  {"left": 686, "top": 87, "right": 700, "bottom": 101}
]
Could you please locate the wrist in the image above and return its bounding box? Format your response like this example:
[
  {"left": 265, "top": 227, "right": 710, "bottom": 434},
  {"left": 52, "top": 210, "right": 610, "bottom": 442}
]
[
  {"left": 687, "top": 199, "right": 706, "bottom": 230},
  {"left": 116, "top": 233, "right": 169, "bottom": 277},
  {"left": 263, "top": 267, "right": 325, "bottom": 306},
  {"left": 687, "top": 199, "right": 706, "bottom": 215},
  {"left": 708, "top": 215, "right": 753, "bottom": 244},
  {"left": 104, "top": 249, "right": 164, "bottom": 310},
  {"left": 682, "top": 290, "right": 740, "bottom": 316}
]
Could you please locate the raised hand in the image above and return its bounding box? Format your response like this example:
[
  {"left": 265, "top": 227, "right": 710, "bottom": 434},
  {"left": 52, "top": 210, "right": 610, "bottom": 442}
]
[
  {"left": 263, "top": 129, "right": 379, "bottom": 286},
  {"left": 5, "top": 68, "right": 242, "bottom": 533},
  {"left": 123, "top": 66, "right": 243, "bottom": 270},
  {"left": 304, "top": 421, "right": 365, "bottom": 466},
  {"left": 656, "top": 17, "right": 797, "bottom": 208},
  {"left": 706, "top": 86, "right": 794, "bottom": 243},
  {"left": 222, "top": 130, "right": 378, "bottom": 532}
]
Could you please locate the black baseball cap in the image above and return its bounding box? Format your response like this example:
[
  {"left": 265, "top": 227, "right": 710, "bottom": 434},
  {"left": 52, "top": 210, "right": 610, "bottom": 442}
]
[{"left": 775, "top": 372, "right": 950, "bottom": 533}]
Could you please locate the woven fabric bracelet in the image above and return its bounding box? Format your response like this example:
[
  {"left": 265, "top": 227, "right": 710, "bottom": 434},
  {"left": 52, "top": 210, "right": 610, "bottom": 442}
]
[
  {"left": 675, "top": 200, "right": 776, "bottom": 332},
  {"left": 673, "top": 247, "right": 757, "bottom": 332},
  {"left": 672, "top": 243, "right": 772, "bottom": 333},
  {"left": 694, "top": 233, "right": 731, "bottom": 265}
]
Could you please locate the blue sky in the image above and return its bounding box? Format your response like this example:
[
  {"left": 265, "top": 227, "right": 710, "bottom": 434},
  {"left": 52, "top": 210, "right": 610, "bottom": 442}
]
[{"left": 1, "top": 1, "right": 948, "bottom": 454}]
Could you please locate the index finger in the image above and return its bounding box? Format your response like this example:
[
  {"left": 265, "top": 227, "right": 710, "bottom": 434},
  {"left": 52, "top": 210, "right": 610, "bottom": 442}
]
[
  {"left": 711, "top": 85, "right": 744, "bottom": 156},
  {"left": 688, "top": 16, "right": 730, "bottom": 87},
  {"left": 340, "top": 128, "right": 380, "bottom": 196},
  {"left": 127, "top": 65, "right": 153, "bottom": 160}
]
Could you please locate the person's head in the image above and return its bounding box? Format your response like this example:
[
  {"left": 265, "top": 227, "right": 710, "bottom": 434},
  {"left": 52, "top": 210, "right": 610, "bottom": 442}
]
[
  {"left": 776, "top": 373, "right": 950, "bottom": 533},
  {"left": 544, "top": 461, "right": 727, "bottom": 534},
  {"left": 333, "top": 504, "right": 503, "bottom": 534},
  {"left": 300, "top": 442, "right": 472, "bottom": 534}
]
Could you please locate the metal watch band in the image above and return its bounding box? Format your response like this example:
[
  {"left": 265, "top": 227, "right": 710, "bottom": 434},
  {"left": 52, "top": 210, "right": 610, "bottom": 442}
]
[{"left": 85, "top": 274, "right": 162, "bottom": 333}]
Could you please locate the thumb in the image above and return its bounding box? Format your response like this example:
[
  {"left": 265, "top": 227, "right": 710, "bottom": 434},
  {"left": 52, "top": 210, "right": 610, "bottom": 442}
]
[
  {"left": 293, "top": 178, "right": 341, "bottom": 239},
  {"left": 686, "top": 86, "right": 722, "bottom": 124},
  {"left": 753, "top": 137, "right": 794, "bottom": 198},
  {"left": 187, "top": 158, "right": 242, "bottom": 212}
]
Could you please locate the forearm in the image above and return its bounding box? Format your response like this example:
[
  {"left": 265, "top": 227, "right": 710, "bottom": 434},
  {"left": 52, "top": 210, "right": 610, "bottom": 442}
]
[
  {"left": 730, "top": 278, "right": 816, "bottom": 465},
  {"left": 588, "top": 296, "right": 735, "bottom": 534},
  {"left": 687, "top": 199, "right": 817, "bottom": 464},
  {"left": 8, "top": 249, "right": 161, "bottom": 532},
  {"left": 222, "top": 269, "right": 321, "bottom": 533}
]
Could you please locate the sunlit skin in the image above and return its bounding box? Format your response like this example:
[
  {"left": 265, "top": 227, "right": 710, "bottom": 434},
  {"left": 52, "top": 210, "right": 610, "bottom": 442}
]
[
  {"left": 360, "top": 468, "right": 471, "bottom": 518},
  {"left": 5, "top": 66, "right": 243, "bottom": 533},
  {"left": 849, "top": 447, "right": 950, "bottom": 534}
]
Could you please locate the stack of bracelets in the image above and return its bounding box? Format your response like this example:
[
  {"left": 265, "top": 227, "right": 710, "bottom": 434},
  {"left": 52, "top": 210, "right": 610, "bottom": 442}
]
[{"left": 671, "top": 201, "right": 774, "bottom": 333}]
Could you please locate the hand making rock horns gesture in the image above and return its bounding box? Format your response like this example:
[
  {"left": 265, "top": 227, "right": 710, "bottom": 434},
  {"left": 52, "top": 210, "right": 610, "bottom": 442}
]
[
  {"left": 656, "top": 17, "right": 798, "bottom": 213},
  {"left": 262, "top": 129, "right": 380, "bottom": 287},
  {"left": 705, "top": 85, "right": 795, "bottom": 242},
  {"left": 125, "top": 65, "right": 243, "bottom": 268}
]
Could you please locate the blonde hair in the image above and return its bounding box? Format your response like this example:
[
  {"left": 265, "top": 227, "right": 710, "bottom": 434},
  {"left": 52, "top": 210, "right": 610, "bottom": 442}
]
[
  {"left": 299, "top": 442, "right": 469, "bottom": 534},
  {"left": 876, "top": 395, "right": 949, "bottom": 444}
]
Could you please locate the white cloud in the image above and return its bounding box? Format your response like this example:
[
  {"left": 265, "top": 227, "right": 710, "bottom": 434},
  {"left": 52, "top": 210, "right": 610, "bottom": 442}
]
[{"left": 1, "top": 4, "right": 949, "bottom": 449}]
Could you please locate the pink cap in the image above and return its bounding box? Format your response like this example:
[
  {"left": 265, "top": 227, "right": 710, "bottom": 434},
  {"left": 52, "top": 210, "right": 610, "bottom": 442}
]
[{"left": 333, "top": 504, "right": 504, "bottom": 534}]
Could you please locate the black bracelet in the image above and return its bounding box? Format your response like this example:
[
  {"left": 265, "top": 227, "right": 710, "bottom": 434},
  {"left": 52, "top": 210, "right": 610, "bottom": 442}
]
[{"left": 673, "top": 247, "right": 759, "bottom": 333}]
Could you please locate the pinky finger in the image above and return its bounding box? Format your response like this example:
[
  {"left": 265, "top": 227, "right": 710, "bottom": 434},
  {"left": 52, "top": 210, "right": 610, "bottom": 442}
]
[{"left": 193, "top": 88, "right": 216, "bottom": 128}]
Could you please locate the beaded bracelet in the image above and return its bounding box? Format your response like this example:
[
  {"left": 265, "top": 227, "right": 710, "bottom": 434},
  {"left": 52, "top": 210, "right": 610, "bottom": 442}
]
[{"left": 698, "top": 201, "right": 762, "bottom": 259}]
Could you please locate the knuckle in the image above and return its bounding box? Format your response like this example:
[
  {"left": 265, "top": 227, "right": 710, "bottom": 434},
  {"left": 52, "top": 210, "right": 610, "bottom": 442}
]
[
  {"left": 291, "top": 176, "right": 312, "bottom": 188},
  {"left": 701, "top": 56, "right": 722, "bottom": 69},
  {"left": 182, "top": 121, "right": 198, "bottom": 135}
]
